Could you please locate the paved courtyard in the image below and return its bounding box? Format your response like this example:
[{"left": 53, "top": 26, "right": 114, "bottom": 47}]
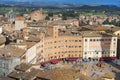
[{"left": 42, "top": 60, "right": 120, "bottom": 80}]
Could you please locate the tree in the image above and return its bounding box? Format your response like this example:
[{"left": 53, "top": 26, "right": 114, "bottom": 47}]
[
  {"left": 48, "top": 13, "right": 53, "bottom": 17},
  {"left": 116, "top": 21, "right": 120, "bottom": 26},
  {"left": 103, "top": 19, "right": 109, "bottom": 24},
  {"left": 45, "top": 16, "right": 50, "bottom": 20},
  {"left": 62, "top": 16, "right": 67, "bottom": 20}
]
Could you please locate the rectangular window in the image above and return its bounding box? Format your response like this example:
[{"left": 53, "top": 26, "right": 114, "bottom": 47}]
[
  {"left": 101, "top": 39, "right": 104, "bottom": 41},
  {"left": 65, "top": 40, "right": 67, "bottom": 42},
  {"left": 96, "top": 52, "right": 98, "bottom": 54},
  {"left": 85, "top": 39, "right": 87, "bottom": 42},
  {"left": 113, "top": 51, "right": 115, "bottom": 54},
  {"left": 102, "top": 51, "right": 104, "bottom": 54},
  {"left": 75, "top": 40, "right": 78, "bottom": 42},
  {"left": 75, "top": 46, "right": 77, "bottom": 48}
]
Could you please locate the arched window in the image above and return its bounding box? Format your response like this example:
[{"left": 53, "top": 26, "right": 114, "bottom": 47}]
[
  {"left": 54, "top": 56, "right": 57, "bottom": 59},
  {"left": 69, "top": 54, "right": 70, "bottom": 57},
  {"left": 79, "top": 54, "right": 81, "bottom": 57}
]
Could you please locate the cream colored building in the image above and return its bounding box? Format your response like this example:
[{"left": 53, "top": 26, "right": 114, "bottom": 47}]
[
  {"left": 82, "top": 31, "right": 117, "bottom": 60},
  {"left": 15, "top": 16, "right": 25, "bottom": 30},
  {"left": 10, "top": 42, "right": 37, "bottom": 64},
  {"left": 39, "top": 26, "right": 83, "bottom": 62},
  {"left": 23, "top": 25, "right": 118, "bottom": 63}
]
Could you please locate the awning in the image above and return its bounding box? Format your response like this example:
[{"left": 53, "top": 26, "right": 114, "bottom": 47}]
[
  {"left": 100, "top": 57, "right": 117, "bottom": 60},
  {"left": 66, "top": 58, "right": 78, "bottom": 61},
  {"left": 50, "top": 59, "right": 62, "bottom": 64}
]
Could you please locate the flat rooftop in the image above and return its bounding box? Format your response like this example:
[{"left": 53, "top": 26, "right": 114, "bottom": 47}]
[
  {"left": 81, "top": 31, "right": 116, "bottom": 37},
  {"left": 5, "top": 45, "right": 26, "bottom": 57},
  {"left": 10, "top": 41, "right": 36, "bottom": 49},
  {"left": 0, "top": 45, "right": 26, "bottom": 58},
  {"left": 58, "top": 27, "right": 92, "bottom": 37},
  {"left": 83, "top": 25, "right": 120, "bottom": 33},
  {"left": 27, "top": 21, "right": 48, "bottom": 27}
]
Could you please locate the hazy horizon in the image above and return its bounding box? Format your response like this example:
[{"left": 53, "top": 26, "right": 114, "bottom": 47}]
[{"left": 0, "top": 0, "right": 120, "bottom": 6}]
